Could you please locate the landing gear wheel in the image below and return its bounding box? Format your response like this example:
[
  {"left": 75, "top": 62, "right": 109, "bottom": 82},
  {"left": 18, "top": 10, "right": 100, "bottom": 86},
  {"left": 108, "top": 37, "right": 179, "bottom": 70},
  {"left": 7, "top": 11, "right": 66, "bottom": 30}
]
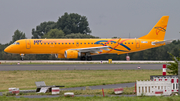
[
  {"left": 20, "top": 54, "right": 24, "bottom": 61},
  {"left": 21, "top": 57, "right": 24, "bottom": 61},
  {"left": 87, "top": 56, "right": 92, "bottom": 61},
  {"left": 80, "top": 56, "right": 86, "bottom": 60}
]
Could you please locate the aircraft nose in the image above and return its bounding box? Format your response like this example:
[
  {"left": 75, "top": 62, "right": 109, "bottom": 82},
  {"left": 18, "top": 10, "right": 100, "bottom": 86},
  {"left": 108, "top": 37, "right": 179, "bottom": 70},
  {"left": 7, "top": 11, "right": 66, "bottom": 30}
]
[{"left": 4, "top": 46, "right": 11, "bottom": 53}]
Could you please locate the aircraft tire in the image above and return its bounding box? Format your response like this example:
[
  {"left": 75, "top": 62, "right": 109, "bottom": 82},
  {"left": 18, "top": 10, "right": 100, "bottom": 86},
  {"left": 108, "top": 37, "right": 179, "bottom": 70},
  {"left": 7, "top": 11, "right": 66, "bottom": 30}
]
[
  {"left": 87, "top": 56, "right": 92, "bottom": 61},
  {"left": 80, "top": 56, "right": 86, "bottom": 60},
  {"left": 21, "top": 57, "right": 24, "bottom": 61}
]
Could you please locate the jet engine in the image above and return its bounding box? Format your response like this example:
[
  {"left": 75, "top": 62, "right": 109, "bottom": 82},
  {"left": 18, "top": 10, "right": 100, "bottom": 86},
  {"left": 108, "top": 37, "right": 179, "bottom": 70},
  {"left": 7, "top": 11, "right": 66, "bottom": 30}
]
[{"left": 64, "top": 50, "right": 79, "bottom": 59}]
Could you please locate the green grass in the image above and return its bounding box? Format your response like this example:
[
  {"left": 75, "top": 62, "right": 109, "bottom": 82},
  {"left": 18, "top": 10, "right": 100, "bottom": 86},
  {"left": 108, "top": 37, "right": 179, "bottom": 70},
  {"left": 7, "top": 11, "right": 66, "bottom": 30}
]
[
  {"left": 0, "top": 69, "right": 175, "bottom": 100},
  {"left": 0, "top": 70, "right": 163, "bottom": 91},
  {"left": 3, "top": 87, "right": 135, "bottom": 96},
  {"left": 0, "top": 96, "right": 180, "bottom": 101}
]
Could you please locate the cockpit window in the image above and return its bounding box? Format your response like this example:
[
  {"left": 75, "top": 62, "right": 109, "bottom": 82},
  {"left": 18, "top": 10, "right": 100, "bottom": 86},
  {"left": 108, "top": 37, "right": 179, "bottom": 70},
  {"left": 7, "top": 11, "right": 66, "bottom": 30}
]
[
  {"left": 16, "top": 42, "right": 20, "bottom": 45},
  {"left": 12, "top": 42, "right": 20, "bottom": 45}
]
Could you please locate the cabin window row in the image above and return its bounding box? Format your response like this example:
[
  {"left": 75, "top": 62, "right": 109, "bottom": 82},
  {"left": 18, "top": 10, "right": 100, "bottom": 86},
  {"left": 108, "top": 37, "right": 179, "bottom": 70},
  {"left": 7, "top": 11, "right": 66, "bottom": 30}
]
[
  {"left": 33, "top": 42, "right": 134, "bottom": 45},
  {"left": 34, "top": 43, "right": 94, "bottom": 45},
  {"left": 124, "top": 42, "right": 134, "bottom": 44},
  {"left": 33, "top": 42, "right": 115, "bottom": 45}
]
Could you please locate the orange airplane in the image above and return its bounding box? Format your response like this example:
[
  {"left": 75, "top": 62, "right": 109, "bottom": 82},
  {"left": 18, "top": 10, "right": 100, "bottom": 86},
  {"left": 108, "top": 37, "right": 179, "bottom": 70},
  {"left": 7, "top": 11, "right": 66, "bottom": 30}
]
[{"left": 4, "top": 16, "right": 173, "bottom": 60}]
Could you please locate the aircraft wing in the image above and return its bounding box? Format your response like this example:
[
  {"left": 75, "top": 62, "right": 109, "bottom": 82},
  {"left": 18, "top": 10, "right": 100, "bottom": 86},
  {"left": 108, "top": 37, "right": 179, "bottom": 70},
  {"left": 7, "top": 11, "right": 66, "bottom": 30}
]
[
  {"left": 152, "top": 40, "right": 174, "bottom": 45},
  {"left": 68, "top": 46, "right": 110, "bottom": 54}
]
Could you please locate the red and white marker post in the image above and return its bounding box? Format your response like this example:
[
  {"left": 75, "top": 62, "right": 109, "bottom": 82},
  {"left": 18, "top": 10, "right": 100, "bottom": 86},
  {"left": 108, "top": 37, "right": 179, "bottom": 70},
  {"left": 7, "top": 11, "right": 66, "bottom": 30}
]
[
  {"left": 162, "top": 64, "right": 166, "bottom": 76},
  {"left": 126, "top": 56, "right": 130, "bottom": 61}
]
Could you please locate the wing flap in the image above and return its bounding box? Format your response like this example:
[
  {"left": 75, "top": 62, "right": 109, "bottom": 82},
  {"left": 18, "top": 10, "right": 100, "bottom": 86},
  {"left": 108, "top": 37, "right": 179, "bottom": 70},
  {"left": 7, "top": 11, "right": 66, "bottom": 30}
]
[{"left": 68, "top": 46, "right": 110, "bottom": 53}]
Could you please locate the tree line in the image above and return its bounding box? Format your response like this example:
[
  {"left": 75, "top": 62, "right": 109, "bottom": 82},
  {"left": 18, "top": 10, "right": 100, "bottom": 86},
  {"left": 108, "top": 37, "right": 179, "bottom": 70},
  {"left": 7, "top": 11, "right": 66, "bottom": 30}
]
[{"left": 0, "top": 12, "right": 179, "bottom": 60}]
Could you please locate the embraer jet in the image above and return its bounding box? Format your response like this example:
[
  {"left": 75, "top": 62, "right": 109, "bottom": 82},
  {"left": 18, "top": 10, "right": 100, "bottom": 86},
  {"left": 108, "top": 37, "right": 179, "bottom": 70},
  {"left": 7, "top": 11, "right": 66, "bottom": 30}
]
[{"left": 4, "top": 16, "right": 172, "bottom": 60}]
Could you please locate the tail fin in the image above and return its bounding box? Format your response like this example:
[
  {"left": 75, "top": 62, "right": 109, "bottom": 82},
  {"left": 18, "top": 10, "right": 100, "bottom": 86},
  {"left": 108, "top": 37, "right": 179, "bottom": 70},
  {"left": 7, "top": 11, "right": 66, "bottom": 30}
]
[{"left": 139, "top": 16, "right": 169, "bottom": 40}]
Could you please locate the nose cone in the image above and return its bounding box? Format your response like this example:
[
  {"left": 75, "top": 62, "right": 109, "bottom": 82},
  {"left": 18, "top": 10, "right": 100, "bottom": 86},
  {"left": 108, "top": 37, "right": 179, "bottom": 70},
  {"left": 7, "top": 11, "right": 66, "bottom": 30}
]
[{"left": 4, "top": 46, "right": 11, "bottom": 53}]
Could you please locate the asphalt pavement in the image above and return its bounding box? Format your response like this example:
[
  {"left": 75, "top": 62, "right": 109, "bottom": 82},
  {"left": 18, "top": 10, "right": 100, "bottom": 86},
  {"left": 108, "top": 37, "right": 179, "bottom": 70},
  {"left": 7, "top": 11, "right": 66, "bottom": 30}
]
[
  {"left": 61, "top": 82, "right": 135, "bottom": 91},
  {"left": 0, "top": 64, "right": 164, "bottom": 71}
]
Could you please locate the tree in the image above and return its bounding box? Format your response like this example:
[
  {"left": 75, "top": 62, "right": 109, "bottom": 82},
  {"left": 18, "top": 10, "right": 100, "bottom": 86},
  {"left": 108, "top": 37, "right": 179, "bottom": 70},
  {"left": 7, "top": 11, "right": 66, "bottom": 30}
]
[
  {"left": 64, "top": 33, "right": 98, "bottom": 38},
  {"left": 167, "top": 52, "right": 180, "bottom": 75},
  {"left": 42, "top": 29, "right": 65, "bottom": 38},
  {"left": 57, "top": 12, "right": 91, "bottom": 35},
  {"left": 12, "top": 30, "right": 26, "bottom": 42},
  {"left": 32, "top": 21, "right": 56, "bottom": 39},
  {"left": 31, "top": 12, "right": 92, "bottom": 38}
]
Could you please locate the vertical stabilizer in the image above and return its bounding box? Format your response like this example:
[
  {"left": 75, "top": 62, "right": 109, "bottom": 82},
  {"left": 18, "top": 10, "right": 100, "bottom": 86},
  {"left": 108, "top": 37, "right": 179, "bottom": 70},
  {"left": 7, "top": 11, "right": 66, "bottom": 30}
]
[{"left": 139, "top": 16, "right": 169, "bottom": 40}]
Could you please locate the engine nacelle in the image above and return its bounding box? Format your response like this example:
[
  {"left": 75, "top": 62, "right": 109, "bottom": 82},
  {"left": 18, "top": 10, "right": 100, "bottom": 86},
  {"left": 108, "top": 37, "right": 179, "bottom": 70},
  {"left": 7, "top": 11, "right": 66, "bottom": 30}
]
[
  {"left": 64, "top": 50, "right": 79, "bottom": 59},
  {"left": 55, "top": 54, "right": 65, "bottom": 58}
]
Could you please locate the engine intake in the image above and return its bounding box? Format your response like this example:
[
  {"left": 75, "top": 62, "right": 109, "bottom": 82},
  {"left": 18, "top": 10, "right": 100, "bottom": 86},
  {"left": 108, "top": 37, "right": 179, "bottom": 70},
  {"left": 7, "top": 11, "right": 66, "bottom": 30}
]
[{"left": 64, "top": 50, "right": 79, "bottom": 59}]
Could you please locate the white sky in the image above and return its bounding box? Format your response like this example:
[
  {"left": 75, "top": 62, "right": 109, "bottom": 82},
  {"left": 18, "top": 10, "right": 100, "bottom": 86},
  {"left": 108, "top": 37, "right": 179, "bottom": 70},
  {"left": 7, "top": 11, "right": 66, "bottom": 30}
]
[{"left": 0, "top": 0, "right": 180, "bottom": 44}]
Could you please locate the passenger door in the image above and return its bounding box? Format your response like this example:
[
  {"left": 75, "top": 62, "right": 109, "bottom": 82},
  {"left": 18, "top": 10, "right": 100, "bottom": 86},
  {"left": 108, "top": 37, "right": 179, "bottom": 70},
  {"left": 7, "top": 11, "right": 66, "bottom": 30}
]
[
  {"left": 136, "top": 39, "right": 140, "bottom": 49},
  {"left": 26, "top": 40, "right": 31, "bottom": 49}
]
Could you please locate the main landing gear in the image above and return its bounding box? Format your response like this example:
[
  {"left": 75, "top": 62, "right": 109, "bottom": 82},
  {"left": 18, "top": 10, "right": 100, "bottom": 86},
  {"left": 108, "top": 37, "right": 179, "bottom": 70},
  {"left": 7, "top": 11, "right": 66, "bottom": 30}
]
[
  {"left": 80, "top": 53, "right": 92, "bottom": 61},
  {"left": 80, "top": 56, "right": 92, "bottom": 61}
]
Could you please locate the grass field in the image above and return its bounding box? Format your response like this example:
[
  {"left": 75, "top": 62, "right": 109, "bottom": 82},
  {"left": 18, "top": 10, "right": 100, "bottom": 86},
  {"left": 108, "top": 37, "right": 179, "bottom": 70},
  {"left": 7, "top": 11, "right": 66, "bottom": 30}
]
[
  {"left": 3, "top": 87, "right": 135, "bottom": 96},
  {"left": 1, "top": 96, "right": 180, "bottom": 101},
  {"left": 0, "top": 69, "right": 163, "bottom": 91},
  {"left": 0, "top": 69, "right": 175, "bottom": 100}
]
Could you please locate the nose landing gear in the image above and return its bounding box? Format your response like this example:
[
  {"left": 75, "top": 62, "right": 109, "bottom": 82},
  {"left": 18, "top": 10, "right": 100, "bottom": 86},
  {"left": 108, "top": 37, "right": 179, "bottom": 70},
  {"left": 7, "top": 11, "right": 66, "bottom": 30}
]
[{"left": 20, "top": 54, "right": 24, "bottom": 61}]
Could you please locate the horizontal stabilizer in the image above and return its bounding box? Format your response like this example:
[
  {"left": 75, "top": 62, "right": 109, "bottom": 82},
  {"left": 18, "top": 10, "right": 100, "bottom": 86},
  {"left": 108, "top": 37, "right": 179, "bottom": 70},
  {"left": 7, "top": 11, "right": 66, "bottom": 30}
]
[{"left": 152, "top": 40, "right": 174, "bottom": 45}]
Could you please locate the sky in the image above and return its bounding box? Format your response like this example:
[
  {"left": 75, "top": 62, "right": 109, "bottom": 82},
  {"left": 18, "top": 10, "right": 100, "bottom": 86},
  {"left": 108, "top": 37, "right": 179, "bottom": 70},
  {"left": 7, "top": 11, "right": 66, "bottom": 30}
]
[{"left": 0, "top": 0, "right": 180, "bottom": 44}]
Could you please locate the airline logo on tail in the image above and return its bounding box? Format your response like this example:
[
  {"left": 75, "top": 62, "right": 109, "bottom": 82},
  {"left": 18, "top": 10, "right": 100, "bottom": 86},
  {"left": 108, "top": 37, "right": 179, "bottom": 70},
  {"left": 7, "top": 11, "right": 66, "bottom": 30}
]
[{"left": 154, "top": 25, "right": 167, "bottom": 35}]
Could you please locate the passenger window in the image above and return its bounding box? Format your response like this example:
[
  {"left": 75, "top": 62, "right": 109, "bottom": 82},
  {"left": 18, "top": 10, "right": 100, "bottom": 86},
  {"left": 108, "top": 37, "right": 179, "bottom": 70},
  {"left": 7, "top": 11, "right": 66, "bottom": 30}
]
[
  {"left": 72, "top": 43, "right": 74, "bottom": 44},
  {"left": 128, "top": 42, "right": 130, "bottom": 44},
  {"left": 58, "top": 43, "right": 60, "bottom": 44},
  {"left": 91, "top": 43, "right": 93, "bottom": 44},
  {"left": 62, "top": 43, "right": 64, "bottom": 44},
  {"left": 41, "top": 43, "right": 43, "bottom": 45},
  {"left": 84, "top": 43, "right": 86, "bottom": 44},
  {"left": 44, "top": 43, "right": 46, "bottom": 45},
  {"left": 51, "top": 43, "right": 53, "bottom": 45},
  {"left": 55, "top": 43, "right": 56, "bottom": 44},
  {"left": 132, "top": 42, "right": 133, "bottom": 44},
  {"left": 81, "top": 43, "right": 82, "bottom": 44},
  {"left": 125, "top": 42, "right": 126, "bottom": 44},
  {"left": 88, "top": 43, "right": 90, "bottom": 44},
  {"left": 69, "top": 43, "right": 71, "bottom": 44},
  {"left": 65, "top": 43, "right": 67, "bottom": 44},
  {"left": 48, "top": 43, "right": 49, "bottom": 45}
]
